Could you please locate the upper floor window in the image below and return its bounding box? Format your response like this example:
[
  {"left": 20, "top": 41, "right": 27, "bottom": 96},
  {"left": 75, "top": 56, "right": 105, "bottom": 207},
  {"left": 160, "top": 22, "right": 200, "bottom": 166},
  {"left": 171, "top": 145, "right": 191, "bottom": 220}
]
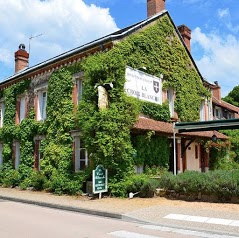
[
  {"left": 76, "top": 79, "right": 83, "bottom": 104},
  {"left": 200, "top": 100, "right": 205, "bottom": 121},
  {"left": 35, "top": 83, "right": 48, "bottom": 121},
  {"left": 16, "top": 94, "right": 26, "bottom": 124},
  {"left": 167, "top": 88, "right": 174, "bottom": 118},
  {"left": 0, "top": 100, "right": 5, "bottom": 128}
]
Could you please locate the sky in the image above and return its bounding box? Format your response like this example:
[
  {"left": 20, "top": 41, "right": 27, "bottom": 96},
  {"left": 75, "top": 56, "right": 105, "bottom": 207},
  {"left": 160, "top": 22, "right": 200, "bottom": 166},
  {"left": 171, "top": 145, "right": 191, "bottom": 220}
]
[{"left": 0, "top": 0, "right": 238, "bottom": 97}]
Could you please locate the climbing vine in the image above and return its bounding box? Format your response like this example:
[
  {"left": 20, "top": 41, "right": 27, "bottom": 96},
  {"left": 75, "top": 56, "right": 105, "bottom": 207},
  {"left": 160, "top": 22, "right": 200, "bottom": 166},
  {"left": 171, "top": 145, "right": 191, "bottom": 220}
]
[{"left": 0, "top": 14, "right": 210, "bottom": 193}]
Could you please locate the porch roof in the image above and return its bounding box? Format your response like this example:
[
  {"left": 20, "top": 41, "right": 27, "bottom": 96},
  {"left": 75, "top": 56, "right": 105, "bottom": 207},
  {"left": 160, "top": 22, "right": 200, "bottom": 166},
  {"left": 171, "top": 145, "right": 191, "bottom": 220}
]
[{"left": 133, "top": 117, "right": 228, "bottom": 140}]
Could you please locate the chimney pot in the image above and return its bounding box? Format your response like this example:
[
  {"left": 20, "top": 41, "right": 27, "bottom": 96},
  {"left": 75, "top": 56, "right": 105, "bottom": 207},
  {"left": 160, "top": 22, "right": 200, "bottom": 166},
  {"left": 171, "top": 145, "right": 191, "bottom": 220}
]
[
  {"left": 147, "top": 0, "right": 166, "bottom": 18},
  {"left": 15, "top": 44, "right": 29, "bottom": 73}
]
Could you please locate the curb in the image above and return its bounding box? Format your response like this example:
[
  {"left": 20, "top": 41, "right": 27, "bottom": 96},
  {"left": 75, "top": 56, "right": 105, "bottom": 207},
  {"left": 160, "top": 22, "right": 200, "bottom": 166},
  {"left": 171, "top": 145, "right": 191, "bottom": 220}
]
[{"left": 0, "top": 195, "right": 122, "bottom": 220}]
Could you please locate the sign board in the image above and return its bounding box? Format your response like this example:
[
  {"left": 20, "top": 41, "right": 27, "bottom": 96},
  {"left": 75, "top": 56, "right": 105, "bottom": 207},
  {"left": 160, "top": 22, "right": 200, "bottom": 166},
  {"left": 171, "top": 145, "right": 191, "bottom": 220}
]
[
  {"left": 124, "top": 66, "right": 163, "bottom": 104},
  {"left": 93, "top": 165, "right": 108, "bottom": 194}
]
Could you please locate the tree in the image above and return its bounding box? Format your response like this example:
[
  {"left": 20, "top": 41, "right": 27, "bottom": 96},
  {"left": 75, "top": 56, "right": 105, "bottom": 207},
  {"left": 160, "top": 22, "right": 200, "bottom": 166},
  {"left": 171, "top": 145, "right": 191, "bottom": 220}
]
[{"left": 223, "top": 85, "right": 239, "bottom": 107}]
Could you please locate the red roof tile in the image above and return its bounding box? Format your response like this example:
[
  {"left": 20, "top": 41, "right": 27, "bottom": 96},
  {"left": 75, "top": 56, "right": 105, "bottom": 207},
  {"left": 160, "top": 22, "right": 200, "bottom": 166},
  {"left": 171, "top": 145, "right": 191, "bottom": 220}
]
[
  {"left": 213, "top": 97, "right": 239, "bottom": 113},
  {"left": 133, "top": 117, "right": 228, "bottom": 140}
]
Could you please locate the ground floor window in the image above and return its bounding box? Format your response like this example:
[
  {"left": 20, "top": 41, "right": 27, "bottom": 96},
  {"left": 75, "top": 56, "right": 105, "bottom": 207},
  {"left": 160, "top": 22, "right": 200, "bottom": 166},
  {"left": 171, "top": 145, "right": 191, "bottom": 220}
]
[
  {"left": 13, "top": 141, "right": 20, "bottom": 169},
  {"left": 34, "top": 136, "right": 45, "bottom": 171},
  {"left": 72, "top": 133, "right": 88, "bottom": 172}
]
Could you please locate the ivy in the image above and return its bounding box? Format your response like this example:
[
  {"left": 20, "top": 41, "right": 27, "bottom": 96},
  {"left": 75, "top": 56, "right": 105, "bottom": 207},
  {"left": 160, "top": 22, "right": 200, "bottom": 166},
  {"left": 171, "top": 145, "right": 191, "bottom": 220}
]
[{"left": 132, "top": 133, "right": 170, "bottom": 168}]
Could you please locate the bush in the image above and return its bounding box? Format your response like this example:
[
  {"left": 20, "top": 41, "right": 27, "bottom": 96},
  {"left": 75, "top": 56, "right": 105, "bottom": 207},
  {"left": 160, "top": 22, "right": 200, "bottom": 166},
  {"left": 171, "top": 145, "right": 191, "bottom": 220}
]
[
  {"left": 109, "top": 174, "right": 160, "bottom": 198},
  {"left": 2, "top": 169, "right": 21, "bottom": 187},
  {"left": 20, "top": 171, "right": 47, "bottom": 191},
  {"left": 159, "top": 170, "right": 239, "bottom": 201}
]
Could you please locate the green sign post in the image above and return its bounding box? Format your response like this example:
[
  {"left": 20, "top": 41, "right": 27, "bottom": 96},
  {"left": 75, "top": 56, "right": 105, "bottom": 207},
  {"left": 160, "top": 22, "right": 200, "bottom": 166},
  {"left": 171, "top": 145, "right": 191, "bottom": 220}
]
[{"left": 93, "top": 165, "right": 108, "bottom": 199}]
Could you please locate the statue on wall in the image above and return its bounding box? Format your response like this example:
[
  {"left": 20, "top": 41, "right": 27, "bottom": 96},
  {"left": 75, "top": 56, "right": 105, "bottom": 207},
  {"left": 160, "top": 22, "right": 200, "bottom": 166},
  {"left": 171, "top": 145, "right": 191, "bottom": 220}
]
[{"left": 98, "top": 85, "right": 109, "bottom": 110}]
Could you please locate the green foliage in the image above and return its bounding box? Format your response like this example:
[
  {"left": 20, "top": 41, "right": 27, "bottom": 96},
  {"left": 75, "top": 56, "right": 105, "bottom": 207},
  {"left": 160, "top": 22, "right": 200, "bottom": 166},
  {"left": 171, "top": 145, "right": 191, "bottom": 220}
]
[
  {"left": 222, "top": 129, "right": 239, "bottom": 163},
  {"left": 141, "top": 102, "right": 170, "bottom": 121},
  {"left": 223, "top": 85, "right": 239, "bottom": 107},
  {"left": 109, "top": 174, "right": 160, "bottom": 198},
  {"left": 160, "top": 170, "right": 239, "bottom": 201},
  {"left": 132, "top": 133, "right": 170, "bottom": 167}
]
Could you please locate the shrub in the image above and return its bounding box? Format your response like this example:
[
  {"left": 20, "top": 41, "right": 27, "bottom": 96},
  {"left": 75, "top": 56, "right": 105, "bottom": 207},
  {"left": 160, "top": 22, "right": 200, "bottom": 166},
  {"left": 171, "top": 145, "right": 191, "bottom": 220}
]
[
  {"left": 2, "top": 169, "right": 21, "bottom": 187},
  {"left": 109, "top": 174, "right": 160, "bottom": 198}
]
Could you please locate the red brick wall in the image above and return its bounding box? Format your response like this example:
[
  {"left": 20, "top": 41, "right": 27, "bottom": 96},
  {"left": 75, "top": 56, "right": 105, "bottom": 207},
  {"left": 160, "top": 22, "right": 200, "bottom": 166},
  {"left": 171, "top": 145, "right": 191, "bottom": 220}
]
[{"left": 147, "top": 0, "right": 165, "bottom": 17}]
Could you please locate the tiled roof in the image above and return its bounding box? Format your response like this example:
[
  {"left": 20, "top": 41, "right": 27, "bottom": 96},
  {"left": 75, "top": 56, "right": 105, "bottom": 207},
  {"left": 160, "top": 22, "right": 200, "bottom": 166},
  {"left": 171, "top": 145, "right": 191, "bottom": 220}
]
[
  {"left": 133, "top": 117, "right": 228, "bottom": 140},
  {"left": 213, "top": 97, "right": 239, "bottom": 113}
]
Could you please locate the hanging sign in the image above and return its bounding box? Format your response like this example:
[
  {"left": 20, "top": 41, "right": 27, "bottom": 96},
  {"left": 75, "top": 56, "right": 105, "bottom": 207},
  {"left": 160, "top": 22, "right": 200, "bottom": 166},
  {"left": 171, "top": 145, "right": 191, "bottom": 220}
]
[{"left": 124, "top": 66, "right": 163, "bottom": 104}]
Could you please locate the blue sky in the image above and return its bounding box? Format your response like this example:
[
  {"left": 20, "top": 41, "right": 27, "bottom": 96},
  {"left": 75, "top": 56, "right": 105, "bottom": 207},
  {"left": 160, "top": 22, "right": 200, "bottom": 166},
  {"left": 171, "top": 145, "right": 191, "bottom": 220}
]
[{"left": 0, "top": 0, "right": 238, "bottom": 96}]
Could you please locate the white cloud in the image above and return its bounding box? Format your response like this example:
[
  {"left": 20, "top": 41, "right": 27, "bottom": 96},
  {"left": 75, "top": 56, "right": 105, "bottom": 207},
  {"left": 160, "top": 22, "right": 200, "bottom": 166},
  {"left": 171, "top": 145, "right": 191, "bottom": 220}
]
[
  {"left": 218, "top": 8, "right": 230, "bottom": 19},
  {"left": 192, "top": 27, "right": 239, "bottom": 96},
  {"left": 0, "top": 0, "right": 119, "bottom": 79}
]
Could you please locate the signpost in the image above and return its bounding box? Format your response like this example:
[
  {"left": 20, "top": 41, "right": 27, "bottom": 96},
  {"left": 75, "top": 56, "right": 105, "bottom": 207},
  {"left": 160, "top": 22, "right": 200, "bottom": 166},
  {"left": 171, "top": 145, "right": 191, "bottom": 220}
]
[{"left": 93, "top": 165, "right": 108, "bottom": 199}]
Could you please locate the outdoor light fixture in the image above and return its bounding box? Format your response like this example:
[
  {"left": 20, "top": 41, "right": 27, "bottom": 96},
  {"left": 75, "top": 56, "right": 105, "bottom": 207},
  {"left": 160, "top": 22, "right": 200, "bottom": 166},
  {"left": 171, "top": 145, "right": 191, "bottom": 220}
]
[{"left": 212, "top": 134, "right": 217, "bottom": 142}]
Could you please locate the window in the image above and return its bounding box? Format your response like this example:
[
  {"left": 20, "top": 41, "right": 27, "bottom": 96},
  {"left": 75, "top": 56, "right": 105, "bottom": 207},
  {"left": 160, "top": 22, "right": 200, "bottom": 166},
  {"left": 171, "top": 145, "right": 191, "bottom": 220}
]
[
  {"left": 76, "top": 79, "right": 83, "bottom": 103},
  {"left": 0, "top": 143, "right": 3, "bottom": 166},
  {"left": 73, "top": 135, "right": 88, "bottom": 171},
  {"left": 167, "top": 89, "right": 174, "bottom": 118},
  {"left": 0, "top": 100, "right": 5, "bottom": 128},
  {"left": 200, "top": 100, "right": 205, "bottom": 121},
  {"left": 34, "top": 138, "right": 44, "bottom": 171},
  {"left": 19, "top": 95, "right": 26, "bottom": 122},
  {"left": 14, "top": 141, "right": 20, "bottom": 169},
  {"left": 37, "top": 90, "right": 47, "bottom": 121}
]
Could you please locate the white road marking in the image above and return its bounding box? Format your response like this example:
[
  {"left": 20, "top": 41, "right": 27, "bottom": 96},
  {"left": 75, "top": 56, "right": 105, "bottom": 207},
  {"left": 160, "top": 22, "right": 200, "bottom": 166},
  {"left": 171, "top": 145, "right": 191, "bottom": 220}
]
[
  {"left": 110, "top": 231, "right": 162, "bottom": 238},
  {"left": 141, "top": 225, "right": 239, "bottom": 238},
  {"left": 164, "top": 213, "right": 239, "bottom": 227}
]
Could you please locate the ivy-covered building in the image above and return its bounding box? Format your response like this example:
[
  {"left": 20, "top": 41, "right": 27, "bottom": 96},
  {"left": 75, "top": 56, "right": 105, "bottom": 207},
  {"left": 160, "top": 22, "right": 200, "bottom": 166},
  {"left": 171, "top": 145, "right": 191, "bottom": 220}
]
[{"left": 0, "top": 0, "right": 232, "bottom": 192}]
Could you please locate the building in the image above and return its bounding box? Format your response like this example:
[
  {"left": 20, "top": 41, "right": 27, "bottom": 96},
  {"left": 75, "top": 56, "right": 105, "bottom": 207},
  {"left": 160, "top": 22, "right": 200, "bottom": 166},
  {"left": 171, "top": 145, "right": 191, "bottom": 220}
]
[{"left": 0, "top": 0, "right": 235, "bottom": 189}]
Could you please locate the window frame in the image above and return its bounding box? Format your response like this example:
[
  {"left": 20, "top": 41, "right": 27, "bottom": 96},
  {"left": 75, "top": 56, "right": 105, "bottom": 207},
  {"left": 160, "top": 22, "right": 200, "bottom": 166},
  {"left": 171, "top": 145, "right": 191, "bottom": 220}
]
[
  {"left": 34, "top": 83, "right": 48, "bottom": 121},
  {"left": 72, "top": 131, "right": 88, "bottom": 172}
]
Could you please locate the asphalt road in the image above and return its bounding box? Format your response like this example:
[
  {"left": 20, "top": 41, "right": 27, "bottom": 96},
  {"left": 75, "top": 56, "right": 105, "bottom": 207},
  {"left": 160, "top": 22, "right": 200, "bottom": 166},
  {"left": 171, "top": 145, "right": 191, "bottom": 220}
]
[{"left": 0, "top": 199, "right": 239, "bottom": 238}]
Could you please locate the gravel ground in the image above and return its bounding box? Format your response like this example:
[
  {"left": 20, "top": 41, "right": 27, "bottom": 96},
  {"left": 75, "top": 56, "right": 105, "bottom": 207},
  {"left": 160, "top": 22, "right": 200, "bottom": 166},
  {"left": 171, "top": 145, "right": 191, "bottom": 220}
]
[{"left": 0, "top": 187, "right": 239, "bottom": 215}]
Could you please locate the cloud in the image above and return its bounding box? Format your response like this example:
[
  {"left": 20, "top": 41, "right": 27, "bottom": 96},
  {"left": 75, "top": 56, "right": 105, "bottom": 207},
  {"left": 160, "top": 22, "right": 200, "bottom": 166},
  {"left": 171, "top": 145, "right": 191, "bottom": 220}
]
[
  {"left": 217, "top": 8, "right": 239, "bottom": 33},
  {"left": 0, "top": 0, "right": 119, "bottom": 79},
  {"left": 192, "top": 27, "right": 239, "bottom": 96}
]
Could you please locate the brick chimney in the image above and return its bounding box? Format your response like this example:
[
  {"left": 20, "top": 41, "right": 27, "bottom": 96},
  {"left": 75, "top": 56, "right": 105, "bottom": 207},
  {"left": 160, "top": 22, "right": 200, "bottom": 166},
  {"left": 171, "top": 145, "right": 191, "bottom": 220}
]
[
  {"left": 212, "top": 81, "right": 221, "bottom": 101},
  {"left": 178, "top": 25, "right": 191, "bottom": 52},
  {"left": 15, "top": 44, "right": 29, "bottom": 73},
  {"left": 147, "top": 0, "right": 166, "bottom": 18}
]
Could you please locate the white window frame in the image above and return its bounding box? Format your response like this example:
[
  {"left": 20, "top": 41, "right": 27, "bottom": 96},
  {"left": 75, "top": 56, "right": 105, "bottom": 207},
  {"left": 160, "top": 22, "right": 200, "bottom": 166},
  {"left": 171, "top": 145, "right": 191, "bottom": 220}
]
[
  {"left": 72, "top": 131, "right": 88, "bottom": 172},
  {"left": 200, "top": 100, "right": 205, "bottom": 121},
  {"left": 35, "top": 83, "right": 48, "bottom": 121},
  {"left": 0, "top": 99, "right": 5, "bottom": 128},
  {"left": 19, "top": 94, "right": 26, "bottom": 122},
  {"left": 167, "top": 88, "right": 174, "bottom": 118}
]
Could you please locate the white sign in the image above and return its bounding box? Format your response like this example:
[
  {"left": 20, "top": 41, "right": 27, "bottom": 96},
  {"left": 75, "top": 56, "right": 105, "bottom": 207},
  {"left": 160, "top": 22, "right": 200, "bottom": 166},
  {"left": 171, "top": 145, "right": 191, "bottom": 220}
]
[{"left": 124, "top": 66, "right": 162, "bottom": 104}]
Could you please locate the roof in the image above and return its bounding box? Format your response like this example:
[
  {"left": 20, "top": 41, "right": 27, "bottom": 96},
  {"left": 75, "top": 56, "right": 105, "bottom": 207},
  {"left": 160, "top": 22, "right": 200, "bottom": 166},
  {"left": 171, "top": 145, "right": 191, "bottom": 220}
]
[
  {"left": 133, "top": 117, "right": 228, "bottom": 140},
  {"left": 1, "top": 9, "right": 204, "bottom": 88},
  {"left": 213, "top": 96, "right": 239, "bottom": 114},
  {"left": 175, "top": 118, "right": 239, "bottom": 133}
]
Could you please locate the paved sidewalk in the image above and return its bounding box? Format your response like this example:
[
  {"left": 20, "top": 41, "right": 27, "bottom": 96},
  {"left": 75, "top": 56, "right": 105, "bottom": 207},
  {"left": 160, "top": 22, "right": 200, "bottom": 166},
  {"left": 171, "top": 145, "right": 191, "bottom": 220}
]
[{"left": 1, "top": 187, "right": 239, "bottom": 235}]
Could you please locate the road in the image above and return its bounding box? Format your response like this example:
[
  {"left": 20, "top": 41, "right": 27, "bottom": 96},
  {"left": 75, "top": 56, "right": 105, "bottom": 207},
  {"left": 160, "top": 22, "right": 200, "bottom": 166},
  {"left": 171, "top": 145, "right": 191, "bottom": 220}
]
[{"left": 0, "top": 199, "right": 238, "bottom": 238}]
